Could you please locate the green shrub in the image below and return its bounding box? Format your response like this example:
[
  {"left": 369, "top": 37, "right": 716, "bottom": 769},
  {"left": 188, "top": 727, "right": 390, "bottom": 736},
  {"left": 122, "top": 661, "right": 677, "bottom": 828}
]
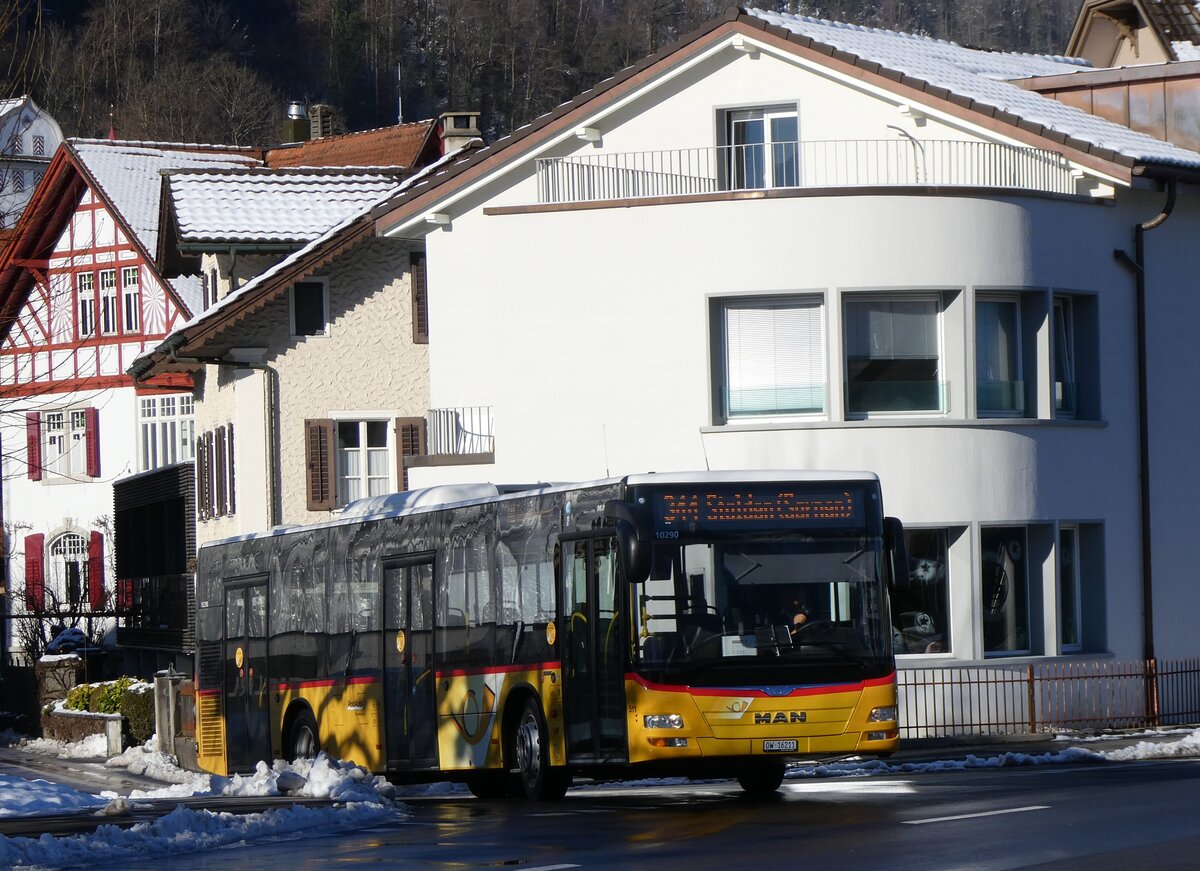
[
  {"left": 120, "top": 685, "right": 155, "bottom": 745},
  {"left": 95, "top": 677, "right": 133, "bottom": 714},
  {"left": 64, "top": 683, "right": 93, "bottom": 711}
]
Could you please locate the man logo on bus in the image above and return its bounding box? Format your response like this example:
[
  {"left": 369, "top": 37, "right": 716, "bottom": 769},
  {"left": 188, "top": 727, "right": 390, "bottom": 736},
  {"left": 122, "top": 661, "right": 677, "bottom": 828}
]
[{"left": 755, "top": 711, "right": 807, "bottom": 724}]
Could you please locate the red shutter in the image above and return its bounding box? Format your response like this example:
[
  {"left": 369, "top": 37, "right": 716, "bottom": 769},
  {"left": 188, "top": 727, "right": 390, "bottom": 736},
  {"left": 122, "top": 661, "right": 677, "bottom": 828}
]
[
  {"left": 305, "top": 419, "right": 336, "bottom": 510},
  {"left": 84, "top": 407, "right": 100, "bottom": 477},
  {"left": 394, "top": 416, "right": 427, "bottom": 491},
  {"left": 24, "top": 533, "right": 44, "bottom": 611},
  {"left": 25, "top": 412, "right": 41, "bottom": 481},
  {"left": 118, "top": 578, "right": 133, "bottom": 611},
  {"left": 88, "top": 531, "right": 104, "bottom": 610},
  {"left": 410, "top": 252, "right": 428, "bottom": 344}
]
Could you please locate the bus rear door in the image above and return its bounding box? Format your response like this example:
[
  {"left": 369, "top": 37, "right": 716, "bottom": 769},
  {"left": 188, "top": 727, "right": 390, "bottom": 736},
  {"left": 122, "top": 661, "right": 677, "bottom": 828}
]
[
  {"left": 383, "top": 555, "right": 438, "bottom": 770},
  {"left": 561, "top": 536, "right": 628, "bottom": 763},
  {"left": 224, "top": 579, "right": 271, "bottom": 772}
]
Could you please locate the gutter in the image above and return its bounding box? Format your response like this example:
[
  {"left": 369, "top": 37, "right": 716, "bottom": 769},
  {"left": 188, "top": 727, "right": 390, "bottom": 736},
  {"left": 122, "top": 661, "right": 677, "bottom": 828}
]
[{"left": 1114, "top": 178, "right": 1177, "bottom": 721}]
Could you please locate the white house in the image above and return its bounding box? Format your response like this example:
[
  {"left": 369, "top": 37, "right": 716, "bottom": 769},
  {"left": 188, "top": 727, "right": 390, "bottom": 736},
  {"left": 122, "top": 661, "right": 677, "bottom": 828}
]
[{"left": 369, "top": 7, "right": 1200, "bottom": 672}]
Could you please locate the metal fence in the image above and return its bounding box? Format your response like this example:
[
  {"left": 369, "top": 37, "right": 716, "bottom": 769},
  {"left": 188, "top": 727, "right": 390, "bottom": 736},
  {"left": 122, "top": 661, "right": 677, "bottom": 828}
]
[
  {"left": 898, "top": 658, "right": 1200, "bottom": 738},
  {"left": 536, "top": 139, "right": 1079, "bottom": 205},
  {"left": 426, "top": 405, "right": 495, "bottom": 456}
]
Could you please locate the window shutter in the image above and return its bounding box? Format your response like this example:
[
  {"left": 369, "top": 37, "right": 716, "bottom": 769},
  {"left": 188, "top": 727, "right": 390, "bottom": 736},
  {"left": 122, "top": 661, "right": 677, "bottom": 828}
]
[
  {"left": 25, "top": 412, "right": 42, "bottom": 481},
  {"left": 84, "top": 406, "right": 100, "bottom": 477},
  {"left": 394, "top": 416, "right": 427, "bottom": 491},
  {"left": 196, "top": 434, "right": 210, "bottom": 520},
  {"left": 118, "top": 578, "right": 133, "bottom": 611},
  {"left": 88, "top": 531, "right": 104, "bottom": 611},
  {"left": 24, "top": 533, "right": 44, "bottom": 611},
  {"left": 227, "top": 423, "right": 236, "bottom": 515},
  {"left": 214, "top": 426, "right": 228, "bottom": 516},
  {"left": 410, "top": 252, "right": 428, "bottom": 344},
  {"left": 305, "top": 419, "right": 336, "bottom": 510}
]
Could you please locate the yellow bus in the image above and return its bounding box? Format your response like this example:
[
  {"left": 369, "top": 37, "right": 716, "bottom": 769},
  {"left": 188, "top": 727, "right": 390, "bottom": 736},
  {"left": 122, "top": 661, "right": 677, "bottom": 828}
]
[{"left": 194, "top": 471, "right": 907, "bottom": 798}]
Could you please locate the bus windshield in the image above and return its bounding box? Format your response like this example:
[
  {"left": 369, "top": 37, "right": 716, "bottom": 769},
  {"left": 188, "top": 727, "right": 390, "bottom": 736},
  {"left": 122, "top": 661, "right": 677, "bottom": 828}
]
[{"left": 632, "top": 535, "right": 892, "bottom": 686}]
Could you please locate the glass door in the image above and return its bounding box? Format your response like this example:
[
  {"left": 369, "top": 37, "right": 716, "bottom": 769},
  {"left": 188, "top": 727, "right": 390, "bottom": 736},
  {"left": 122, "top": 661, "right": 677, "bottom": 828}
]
[
  {"left": 224, "top": 579, "right": 271, "bottom": 773},
  {"left": 561, "top": 536, "right": 627, "bottom": 763},
  {"left": 383, "top": 555, "right": 438, "bottom": 770}
]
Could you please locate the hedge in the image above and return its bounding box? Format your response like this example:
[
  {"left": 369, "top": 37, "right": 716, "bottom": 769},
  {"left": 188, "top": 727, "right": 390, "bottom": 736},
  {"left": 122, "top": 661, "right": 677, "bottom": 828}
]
[{"left": 63, "top": 677, "right": 155, "bottom": 745}]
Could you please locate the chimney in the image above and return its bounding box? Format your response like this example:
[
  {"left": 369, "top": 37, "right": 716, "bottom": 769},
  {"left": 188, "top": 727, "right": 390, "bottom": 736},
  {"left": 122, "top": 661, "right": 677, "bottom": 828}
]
[
  {"left": 282, "top": 101, "right": 309, "bottom": 144},
  {"left": 309, "top": 104, "right": 343, "bottom": 140},
  {"left": 439, "top": 111, "right": 481, "bottom": 155}
]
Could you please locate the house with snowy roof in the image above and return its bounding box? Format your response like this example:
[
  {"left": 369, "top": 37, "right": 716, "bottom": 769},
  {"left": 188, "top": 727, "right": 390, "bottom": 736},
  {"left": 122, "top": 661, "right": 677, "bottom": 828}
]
[
  {"left": 0, "top": 96, "right": 64, "bottom": 240},
  {"left": 348, "top": 5, "right": 1200, "bottom": 684}
]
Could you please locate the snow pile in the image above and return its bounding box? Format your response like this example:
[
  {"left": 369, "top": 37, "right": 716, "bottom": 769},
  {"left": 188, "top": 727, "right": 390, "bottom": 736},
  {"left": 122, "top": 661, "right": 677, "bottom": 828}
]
[
  {"left": 1099, "top": 729, "right": 1200, "bottom": 762},
  {"left": 786, "top": 745, "right": 1102, "bottom": 779},
  {"left": 0, "top": 802, "right": 405, "bottom": 869},
  {"left": 213, "top": 754, "right": 398, "bottom": 804},
  {"left": 20, "top": 732, "right": 109, "bottom": 759},
  {"left": 0, "top": 773, "right": 109, "bottom": 817}
]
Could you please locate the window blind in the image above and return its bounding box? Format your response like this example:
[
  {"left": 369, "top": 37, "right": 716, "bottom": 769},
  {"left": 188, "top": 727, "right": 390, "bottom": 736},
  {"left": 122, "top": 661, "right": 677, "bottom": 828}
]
[
  {"left": 845, "top": 298, "right": 938, "bottom": 360},
  {"left": 725, "top": 301, "right": 823, "bottom": 415}
]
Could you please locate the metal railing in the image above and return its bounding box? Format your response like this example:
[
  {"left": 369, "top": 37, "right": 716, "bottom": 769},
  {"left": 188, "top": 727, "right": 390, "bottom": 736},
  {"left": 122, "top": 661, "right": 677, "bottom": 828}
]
[
  {"left": 898, "top": 658, "right": 1200, "bottom": 738},
  {"left": 536, "top": 139, "right": 1079, "bottom": 205},
  {"left": 426, "top": 406, "right": 495, "bottom": 456}
]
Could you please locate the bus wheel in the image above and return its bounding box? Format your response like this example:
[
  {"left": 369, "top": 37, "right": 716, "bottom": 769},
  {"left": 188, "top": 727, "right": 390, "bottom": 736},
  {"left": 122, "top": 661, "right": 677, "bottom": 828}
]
[
  {"left": 737, "top": 764, "right": 785, "bottom": 796},
  {"left": 510, "top": 696, "right": 569, "bottom": 800},
  {"left": 287, "top": 708, "right": 320, "bottom": 762}
]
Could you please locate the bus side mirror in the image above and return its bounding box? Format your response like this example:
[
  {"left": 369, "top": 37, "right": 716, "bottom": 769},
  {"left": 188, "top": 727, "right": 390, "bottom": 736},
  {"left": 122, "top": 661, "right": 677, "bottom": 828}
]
[
  {"left": 604, "top": 500, "right": 651, "bottom": 583},
  {"left": 883, "top": 516, "right": 908, "bottom": 594}
]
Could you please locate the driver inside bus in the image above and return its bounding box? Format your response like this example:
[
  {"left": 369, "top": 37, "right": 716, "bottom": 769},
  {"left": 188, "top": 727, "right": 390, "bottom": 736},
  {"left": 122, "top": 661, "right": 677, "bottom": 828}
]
[{"left": 787, "top": 596, "right": 812, "bottom": 636}]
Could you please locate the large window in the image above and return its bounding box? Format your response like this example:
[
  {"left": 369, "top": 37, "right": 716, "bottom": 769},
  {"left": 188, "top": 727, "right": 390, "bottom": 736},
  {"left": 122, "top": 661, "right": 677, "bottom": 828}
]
[
  {"left": 844, "top": 295, "right": 942, "bottom": 414},
  {"left": 894, "top": 528, "right": 951, "bottom": 655},
  {"left": 729, "top": 107, "right": 798, "bottom": 190},
  {"left": 337, "top": 420, "right": 389, "bottom": 504},
  {"left": 44, "top": 409, "right": 89, "bottom": 477},
  {"left": 48, "top": 532, "right": 88, "bottom": 607},
  {"left": 981, "top": 527, "right": 1029, "bottom": 655},
  {"left": 139, "top": 394, "right": 195, "bottom": 471},
  {"left": 976, "top": 295, "right": 1023, "bottom": 415},
  {"left": 1053, "top": 296, "right": 1076, "bottom": 418},
  {"left": 718, "top": 297, "right": 824, "bottom": 418}
]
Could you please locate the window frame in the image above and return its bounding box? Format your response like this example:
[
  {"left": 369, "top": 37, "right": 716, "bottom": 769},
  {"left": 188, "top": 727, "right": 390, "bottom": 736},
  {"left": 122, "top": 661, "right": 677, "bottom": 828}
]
[
  {"left": 1053, "top": 295, "right": 1077, "bottom": 419},
  {"left": 712, "top": 293, "right": 826, "bottom": 422},
  {"left": 1058, "top": 525, "right": 1082, "bottom": 652},
  {"left": 975, "top": 292, "right": 1024, "bottom": 418},
  {"left": 290, "top": 278, "right": 329, "bottom": 338},
  {"left": 121, "top": 265, "right": 140, "bottom": 333},
  {"left": 77, "top": 272, "right": 95, "bottom": 339},
  {"left": 41, "top": 407, "right": 95, "bottom": 479},
  {"left": 895, "top": 527, "right": 953, "bottom": 657},
  {"left": 980, "top": 526, "right": 1031, "bottom": 657},
  {"left": 334, "top": 417, "right": 393, "bottom": 507},
  {"left": 843, "top": 292, "right": 945, "bottom": 418},
  {"left": 138, "top": 393, "right": 196, "bottom": 472},
  {"left": 98, "top": 268, "right": 118, "bottom": 335},
  {"left": 727, "top": 105, "right": 800, "bottom": 190}
]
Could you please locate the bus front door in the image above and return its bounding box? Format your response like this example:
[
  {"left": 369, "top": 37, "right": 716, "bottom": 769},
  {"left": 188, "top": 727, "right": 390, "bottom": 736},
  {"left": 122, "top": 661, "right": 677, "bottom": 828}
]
[
  {"left": 224, "top": 580, "right": 271, "bottom": 773},
  {"left": 562, "top": 536, "right": 627, "bottom": 763},
  {"left": 383, "top": 556, "right": 438, "bottom": 771}
]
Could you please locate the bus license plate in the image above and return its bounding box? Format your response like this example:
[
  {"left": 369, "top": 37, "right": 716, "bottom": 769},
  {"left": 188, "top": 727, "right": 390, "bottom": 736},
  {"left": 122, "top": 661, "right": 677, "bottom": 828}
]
[{"left": 763, "top": 739, "right": 797, "bottom": 752}]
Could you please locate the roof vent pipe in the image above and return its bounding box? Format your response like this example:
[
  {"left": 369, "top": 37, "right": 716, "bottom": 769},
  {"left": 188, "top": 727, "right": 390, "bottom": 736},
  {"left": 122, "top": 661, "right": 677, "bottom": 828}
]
[{"left": 282, "top": 101, "right": 309, "bottom": 144}]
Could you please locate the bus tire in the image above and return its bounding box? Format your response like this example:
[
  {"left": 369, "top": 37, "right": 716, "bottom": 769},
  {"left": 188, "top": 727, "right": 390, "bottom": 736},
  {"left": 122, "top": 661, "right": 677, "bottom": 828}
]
[
  {"left": 286, "top": 708, "right": 320, "bottom": 761},
  {"left": 510, "top": 695, "right": 569, "bottom": 800},
  {"left": 737, "top": 763, "right": 785, "bottom": 796}
]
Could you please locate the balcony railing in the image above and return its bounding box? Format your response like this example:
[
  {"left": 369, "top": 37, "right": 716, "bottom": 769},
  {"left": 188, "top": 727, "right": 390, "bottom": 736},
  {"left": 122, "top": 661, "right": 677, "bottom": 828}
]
[
  {"left": 536, "top": 139, "right": 1079, "bottom": 205},
  {"left": 427, "top": 406, "right": 494, "bottom": 457}
]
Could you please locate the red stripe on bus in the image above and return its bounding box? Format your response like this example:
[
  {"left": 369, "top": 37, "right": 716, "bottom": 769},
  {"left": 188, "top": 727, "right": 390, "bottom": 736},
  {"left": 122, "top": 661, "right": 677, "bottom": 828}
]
[
  {"left": 271, "top": 675, "right": 381, "bottom": 691},
  {"left": 436, "top": 661, "right": 562, "bottom": 679},
  {"left": 627, "top": 671, "right": 896, "bottom": 698},
  {"left": 196, "top": 688, "right": 222, "bottom": 696}
]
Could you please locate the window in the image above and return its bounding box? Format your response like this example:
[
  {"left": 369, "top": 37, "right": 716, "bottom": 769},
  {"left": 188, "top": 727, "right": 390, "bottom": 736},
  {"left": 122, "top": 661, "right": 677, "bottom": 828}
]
[
  {"left": 48, "top": 532, "right": 87, "bottom": 608},
  {"left": 1054, "top": 297, "right": 1076, "bottom": 418},
  {"left": 77, "top": 273, "right": 95, "bottom": 338},
  {"left": 894, "top": 529, "right": 951, "bottom": 655},
  {"left": 844, "top": 295, "right": 942, "bottom": 414},
  {"left": 122, "top": 266, "right": 140, "bottom": 333},
  {"left": 7, "top": 133, "right": 21, "bottom": 155},
  {"left": 292, "top": 280, "right": 327, "bottom": 336},
  {"left": 337, "top": 420, "right": 389, "bottom": 504},
  {"left": 981, "top": 527, "right": 1029, "bottom": 655},
  {"left": 99, "top": 269, "right": 117, "bottom": 334},
  {"left": 1059, "top": 526, "right": 1081, "bottom": 651},
  {"left": 13, "top": 170, "right": 23, "bottom": 193},
  {"left": 976, "top": 295, "right": 1023, "bottom": 416},
  {"left": 717, "top": 297, "right": 824, "bottom": 418},
  {"left": 139, "top": 394, "right": 195, "bottom": 471},
  {"left": 196, "top": 424, "right": 235, "bottom": 520},
  {"left": 39, "top": 408, "right": 98, "bottom": 478},
  {"left": 729, "top": 107, "right": 798, "bottom": 189}
]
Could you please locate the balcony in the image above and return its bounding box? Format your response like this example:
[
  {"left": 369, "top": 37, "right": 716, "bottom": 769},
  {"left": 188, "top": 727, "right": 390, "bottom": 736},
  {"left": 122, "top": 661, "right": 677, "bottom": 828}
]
[
  {"left": 535, "top": 139, "right": 1083, "bottom": 206},
  {"left": 408, "top": 405, "right": 495, "bottom": 468}
]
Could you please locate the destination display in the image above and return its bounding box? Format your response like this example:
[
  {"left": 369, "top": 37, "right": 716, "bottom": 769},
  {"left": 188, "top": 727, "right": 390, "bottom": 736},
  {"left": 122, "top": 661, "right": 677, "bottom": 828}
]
[{"left": 649, "top": 485, "right": 866, "bottom": 533}]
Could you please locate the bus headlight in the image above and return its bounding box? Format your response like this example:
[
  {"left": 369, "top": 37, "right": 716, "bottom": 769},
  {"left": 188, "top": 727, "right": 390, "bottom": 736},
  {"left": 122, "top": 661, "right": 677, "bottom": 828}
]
[
  {"left": 644, "top": 714, "right": 684, "bottom": 729},
  {"left": 868, "top": 706, "right": 897, "bottom": 723}
]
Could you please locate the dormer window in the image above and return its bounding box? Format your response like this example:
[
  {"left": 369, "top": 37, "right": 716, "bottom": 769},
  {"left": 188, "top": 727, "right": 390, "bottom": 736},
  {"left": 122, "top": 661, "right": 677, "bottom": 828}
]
[{"left": 728, "top": 106, "right": 799, "bottom": 190}]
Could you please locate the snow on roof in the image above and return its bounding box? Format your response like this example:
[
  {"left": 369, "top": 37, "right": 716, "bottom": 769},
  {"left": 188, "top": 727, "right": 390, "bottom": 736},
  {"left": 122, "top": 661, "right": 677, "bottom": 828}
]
[
  {"left": 168, "top": 275, "right": 203, "bottom": 317},
  {"left": 70, "top": 140, "right": 261, "bottom": 257},
  {"left": 0, "top": 96, "right": 26, "bottom": 119},
  {"left": 166, "top": 170, "right": 408, "bottom": 244},
  {"left": 746, "top": 7, "right": 1200, "bottom": 168}
]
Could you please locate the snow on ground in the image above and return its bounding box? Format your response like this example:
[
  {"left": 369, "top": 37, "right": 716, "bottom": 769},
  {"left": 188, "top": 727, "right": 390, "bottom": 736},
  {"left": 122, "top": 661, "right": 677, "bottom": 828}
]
[
  {"left": 20, "top": 733, "right": 109, "bottom": 760},
  {"left": 2, "top": 727, "right": 1200, "bottom": 867}
]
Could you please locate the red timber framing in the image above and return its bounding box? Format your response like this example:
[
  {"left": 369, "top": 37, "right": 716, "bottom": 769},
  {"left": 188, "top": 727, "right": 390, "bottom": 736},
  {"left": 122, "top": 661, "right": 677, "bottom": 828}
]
[{"left": 0, "top": 143, "right": 200, "bottom": 398}]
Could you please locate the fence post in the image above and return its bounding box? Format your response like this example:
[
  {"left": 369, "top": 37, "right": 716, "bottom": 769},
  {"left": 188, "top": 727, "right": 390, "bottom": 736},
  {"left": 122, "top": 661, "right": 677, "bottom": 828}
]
[
  {"left": 1146, "top": 658, "right": 1160, "bottom": 728},
  {"left": 1027, "top": 664, "right": 1037, "bottom": 734}
]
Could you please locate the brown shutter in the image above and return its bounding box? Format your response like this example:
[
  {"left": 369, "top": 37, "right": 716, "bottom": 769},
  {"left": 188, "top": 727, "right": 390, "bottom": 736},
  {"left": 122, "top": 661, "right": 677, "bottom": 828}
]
[
  {"left": 410, "top": 251, "right": 428, "bottom": 344},
  {"left": 88, "top": 531, "right": 104, "bottom": 610},
  {"left": 394, "top": 416, "right": 426, "bottom": 491},
  {"left": 227, "top": 423, "right": 236, "bottom": 515},
  {"left": 214, "top": 426, "right": 227, "bottom": 516},
  {"left": 197, "top": 433, "right": 211, "bottom": 520},
  {"left": 24, "top": 533, "right": 44, "bottom": 611},
  {"left": 305, "top": 419, "right": 336, "bottom": 510},
  {"left": 25, "top": 412, "right": 41, "bottom": 481},
  {"left": 84, "top": 407, "right": 100, "bottom": 477}
]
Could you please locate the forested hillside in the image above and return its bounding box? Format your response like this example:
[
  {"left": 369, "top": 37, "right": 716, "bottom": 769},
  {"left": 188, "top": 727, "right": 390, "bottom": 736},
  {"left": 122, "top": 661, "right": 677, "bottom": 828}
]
[{"left": 2, "top": 0, "right": 1082, "bottom": 146}]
